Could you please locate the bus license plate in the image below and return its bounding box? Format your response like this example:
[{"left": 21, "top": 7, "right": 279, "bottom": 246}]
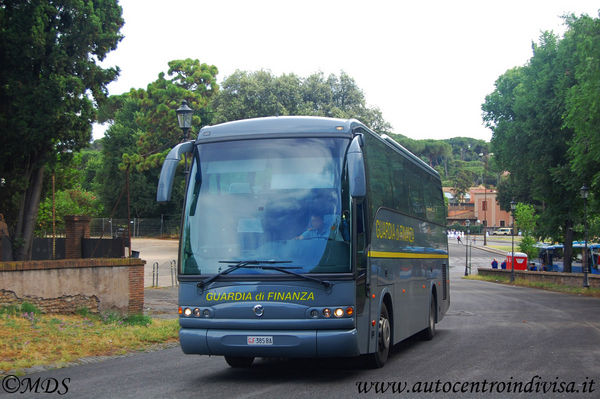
[{"left": 247, "top": 336, "right": 273, "bottom": 345}]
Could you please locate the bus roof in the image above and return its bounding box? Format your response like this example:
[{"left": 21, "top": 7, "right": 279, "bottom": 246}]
[
  {"left": 195, "top": 116, "right": 439, "bottom": 178},
  {"left": 196, "top": 116, "right": 357, "bottom": 141}
]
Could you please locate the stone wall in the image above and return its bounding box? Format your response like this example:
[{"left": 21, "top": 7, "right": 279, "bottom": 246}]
[
  {"left": 477, "top": 268, "right": 600, "bottom": 288},
  {"left": 0, "top": 258, "right": 145, "bottom": 314}
]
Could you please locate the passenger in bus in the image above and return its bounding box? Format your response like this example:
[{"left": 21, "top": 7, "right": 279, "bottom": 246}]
[{"left": 295, "top": 214, "right": 329, "bottom": 240}]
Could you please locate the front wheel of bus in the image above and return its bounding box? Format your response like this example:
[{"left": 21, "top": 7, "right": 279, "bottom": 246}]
[
  {"left": 225, "top": 356, "right": 254, "bottom": 368},
  {"left": 367, "top": 303, "right": 391, "bottom": 368}
]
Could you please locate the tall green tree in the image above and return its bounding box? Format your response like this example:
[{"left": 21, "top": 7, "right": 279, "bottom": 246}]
[
  {"left": 212, "top": 70, "right": 391, "bottom": 132},
  {"left": 0, "top": 0, "right": 123, "bottom": 259},
  {"left": 563, "top": 13, "right": 600, "bottom": 198},
  {"left": 97, "top": 59, "right": 218, "bottom": 218},
  {"left": 482, "top": 30, "right": 580, "bottom": 271}
]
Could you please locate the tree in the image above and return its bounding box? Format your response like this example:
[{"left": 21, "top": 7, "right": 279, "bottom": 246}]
[
  {"left": 482, "top": 30, "right": 581, "bottom": 271},
  {"left": 563, "top": 13, "right": 600, "bottom": 197},
  {"left": 212, "top": 70, "right": 392, "bottom": 132},
  {"left": 452, "top": 170, "right": 474, "bottom": 203},
  {"left": 36, "top": 185, "right": 103, "bottom": 236},
  {"left": 514, "top": 202, "right": 539, "bottom": 260},
  {"left": 0, "top": 0, "right": 123, "bottom": 259},
  {"left": 97, "top": 59, "right": 218, "bottom": 218}
]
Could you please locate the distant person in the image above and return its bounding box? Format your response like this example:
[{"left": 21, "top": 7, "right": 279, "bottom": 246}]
[
  {"left": 491, "top": 258, "right": 498, "bottom": 269},
  {"left": 501, "top": 260, "right": 507, "bottom": 270},
  {"left": 295, "top": 215, "right": 329, "bottom": 240},
  {"left": 457, "top": 235, "right": 462, "bottom": 245}
]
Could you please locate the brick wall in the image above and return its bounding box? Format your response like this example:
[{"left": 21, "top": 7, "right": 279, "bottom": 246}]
[
  {"left": 0, "top": 258, "right": 145, "bottom": 314},
  {"left": 64, "top": 215, "right": 91, "bottom": 259}
]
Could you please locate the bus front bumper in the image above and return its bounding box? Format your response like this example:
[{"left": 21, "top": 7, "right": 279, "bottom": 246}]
[{"left": 179, "top": 328, "right": 360, "bottom": 358}]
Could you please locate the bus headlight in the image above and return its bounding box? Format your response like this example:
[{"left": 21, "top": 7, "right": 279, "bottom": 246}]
[
  {"left": 323, "top": 308, "right": 332, "bottom": 318},
  {"left": 183, "top": 308, "right": 192, "bottom": 317},
  {"left": 193, "top": 308, "right": 201, "bottom": 317},
  {"left": 334, "top": 308, "right": 344, "bottom": 318},
  {"left": 310, "top": 309, "right": 319, "bottom": 318}
]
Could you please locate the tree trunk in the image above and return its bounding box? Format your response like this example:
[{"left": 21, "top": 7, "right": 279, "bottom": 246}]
[
  {"left": 15, "top": 165, "right": 44, "bottom": 260},
  {"left": 563, "top": 219, "right": 573, "bottom": 273},
  {"left": 14, "top": 161, "right": 33, "bottom": 242}
]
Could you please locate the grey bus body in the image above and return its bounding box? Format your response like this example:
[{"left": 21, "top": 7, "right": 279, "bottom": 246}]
[{"left": 157, "top": 116, "right": 449, "bottom": 368}]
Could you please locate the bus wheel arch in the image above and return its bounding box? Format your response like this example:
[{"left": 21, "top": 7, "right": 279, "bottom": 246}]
[{"left": 367, "top": 294, "right": 393, "bottom": 368}]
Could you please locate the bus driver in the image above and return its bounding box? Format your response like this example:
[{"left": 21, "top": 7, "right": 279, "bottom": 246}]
[{"left": 295, "top": 215, "right": 329, "bottom": 240}]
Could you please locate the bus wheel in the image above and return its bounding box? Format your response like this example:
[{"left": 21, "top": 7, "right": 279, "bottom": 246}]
[
  {"left": 367, "top": 303, "right": 391, "bottom": 368},
  {"left": 224, "top": 356, "right": 254, "bottom": 368},
  {"left": 421, "top": 296, "right": 436, "bottom": 341}
]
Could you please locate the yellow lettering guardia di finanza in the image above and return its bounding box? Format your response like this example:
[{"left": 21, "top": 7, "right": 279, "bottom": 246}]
[
  {"left": 375, "top": 220, "right": 415, "bottom": 243},
  {"left": 206, "top": 291, "right": 315, "bottom": 301}
]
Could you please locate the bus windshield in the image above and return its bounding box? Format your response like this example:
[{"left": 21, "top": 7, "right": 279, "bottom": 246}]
[{"left": 181, "top": 137, "right": 351, "bottom": 276}]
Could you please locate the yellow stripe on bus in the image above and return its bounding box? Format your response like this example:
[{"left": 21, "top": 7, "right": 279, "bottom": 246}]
[{"left": 368, "top": 251, "right": 449, "bottom": 259}]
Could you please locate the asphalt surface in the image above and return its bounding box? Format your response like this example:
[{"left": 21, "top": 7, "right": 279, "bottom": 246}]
[{"left": 2, "top": 242, "right": 599, "bottom": 398}]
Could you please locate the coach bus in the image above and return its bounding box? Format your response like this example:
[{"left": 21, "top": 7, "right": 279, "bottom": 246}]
[{"left": 157, "top": 116, "right": 449, "bottom": 368}]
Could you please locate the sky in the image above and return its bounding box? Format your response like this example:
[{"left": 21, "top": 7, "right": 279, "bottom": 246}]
[{"left": 94, "top": 0, "right": 600, "bottom": 142}]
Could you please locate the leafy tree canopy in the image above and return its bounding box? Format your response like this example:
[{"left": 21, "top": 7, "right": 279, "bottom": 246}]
[
  {"left": 212, "top": 70, "right": 392, "bottom": 133},
  {"left": 482, "top": 12, "right": 600, "bottom": 270},
  {"left": 0, "top": 0, "right": 124, "bottom": 259},
  {"left": 96, "top": 59, "right": 218, "bottom": 218}
]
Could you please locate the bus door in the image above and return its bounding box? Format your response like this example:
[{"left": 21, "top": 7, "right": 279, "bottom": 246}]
[{"left": 353, "top": 200, "right": 371, "bottom": 354}]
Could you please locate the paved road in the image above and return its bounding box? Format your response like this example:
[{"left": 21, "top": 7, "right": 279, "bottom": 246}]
[
  {"left": 131, "top": 238, "right": 179, "bottom": 288},
  {"left": 3, "top": 242, "right": 599, "bottom": 398}
]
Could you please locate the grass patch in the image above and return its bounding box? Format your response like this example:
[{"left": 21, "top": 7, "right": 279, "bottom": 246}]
[
  {"left": 487, "top": 245, "right": 514, "bottom": 252},
  {"left": 0, "top": 308, "right": 179, "bottom": 374},
  {"left": 488, "top": 236, "right": 523, "bottom": 243},
  {"left": 465, "top": 274, "right": 600, "bottom": 297}
]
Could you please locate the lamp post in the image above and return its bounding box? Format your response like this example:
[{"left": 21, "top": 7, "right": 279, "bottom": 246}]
[
  {"left": 176, "top": 100, "right": 193, "bottom": 173},
  {"left": 510, "top": 200, "right": 516, "bottom": 283},
  {"left": 464, "top": 219, "right": 470, "bottom": 276},
  {"left": 580, "top": 185, "right": 590, "bottom": 288}
]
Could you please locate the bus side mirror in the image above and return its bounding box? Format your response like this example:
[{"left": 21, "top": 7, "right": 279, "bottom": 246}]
[
  {"left": 157, "top": 141, "right": 194, "bottom": 202},
  {"left": 348, "top": 135, "right": 366, "bottom": 198}
]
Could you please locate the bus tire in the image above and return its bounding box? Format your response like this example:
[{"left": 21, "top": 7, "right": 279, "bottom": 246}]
[
  {"left": 421, "top": 295, "right": 436, "bottom": 341},
  {"left": 366, "top": 302, "right": 391, "bottom": 368},
  {"left": 224, "top": 356, "right": 254, "bottom": 368}
]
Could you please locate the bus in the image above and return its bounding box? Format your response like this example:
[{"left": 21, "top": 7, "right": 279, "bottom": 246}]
[{"left": 157, "top": 116, "right": 449, "bottom": 368}]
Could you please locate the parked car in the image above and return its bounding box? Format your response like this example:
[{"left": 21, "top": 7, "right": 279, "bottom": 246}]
[{"left": 492, "top": 227, "right": 513, "bottom": 235}]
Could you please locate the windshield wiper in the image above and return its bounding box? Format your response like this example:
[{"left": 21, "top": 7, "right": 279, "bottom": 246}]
[
  {"left": 197, "top": 260, "right": 292, "bottom": 288},
  {"left": 254, "top": 265, "right": 333, "bottom": 288},
  {"left": 197, "top": 260, "right": 332, "bottom": 289}
]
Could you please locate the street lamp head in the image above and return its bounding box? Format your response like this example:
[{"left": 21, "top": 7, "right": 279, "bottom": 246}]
[
  {"left": 465, "top": 219, "right": 470, "bottom": 227},
  {"left": 510, "top": 200, "right": 516, "bottom": 211},
  {"left": 580, "top": 185, "right": 589, "bottom": 200},
  {"left": 176, "top": 100, "right": 193, "bottom": 131}
]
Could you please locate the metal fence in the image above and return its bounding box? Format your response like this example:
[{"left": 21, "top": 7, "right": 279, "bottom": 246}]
[{"left": 89, "top": 215, "right": 181, "bottom": 238}]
